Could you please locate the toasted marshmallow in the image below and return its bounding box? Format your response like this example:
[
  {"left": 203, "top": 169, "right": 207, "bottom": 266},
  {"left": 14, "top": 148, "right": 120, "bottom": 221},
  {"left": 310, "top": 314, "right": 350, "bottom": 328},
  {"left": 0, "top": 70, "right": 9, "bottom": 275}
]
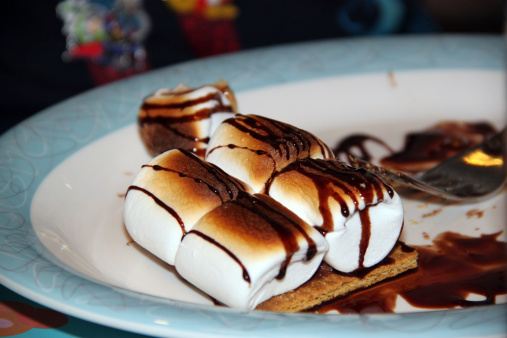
[
  {"left": 266, "top": 158, "right": 404, "bottom": 273},
  {"left": 175, "top": 193, "right": 328, "bottom": 310},
  {"left": 124, "top": 149, "right": 251, "bottom": 265},
  {"left": 206, "top": 114, "right": 334, "bottom": 193},
  {"left": 138, "top": 80, "right": 237, "bottom": 157}
]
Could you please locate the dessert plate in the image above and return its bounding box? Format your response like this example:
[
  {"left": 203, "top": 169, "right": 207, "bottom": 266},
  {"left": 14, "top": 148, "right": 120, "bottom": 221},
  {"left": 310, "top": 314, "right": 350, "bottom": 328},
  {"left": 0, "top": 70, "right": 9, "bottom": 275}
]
[{"left": 1, "top": 35, "right": 506, "bottom": 337}]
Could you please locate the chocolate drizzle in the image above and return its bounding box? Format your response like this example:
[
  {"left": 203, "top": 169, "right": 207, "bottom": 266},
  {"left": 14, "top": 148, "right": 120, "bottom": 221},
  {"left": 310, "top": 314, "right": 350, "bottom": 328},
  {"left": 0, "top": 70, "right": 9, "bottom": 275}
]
[
  {"left": 138, "top": 85, "right": 235, "bottom": 156},
  {"left": 186, "top": 194, "right": 319, "bottom": 284},
  {"left": 207, "top": 115, "right": 332, "bottom": 173},
  {"left": 126, "top": 185, "right": 186, "bottom": 233},
  {"left": 357, "top": 205, "right": 372, "bottom": 270},
  {"left": 334, "top": 134, "right": 392, "bottom": 162},
  {"left": 232, "top": 115, "right": 331, "bottom": 158},
  {"left": 266, "top": 158, "right": 396, "bottom": 272},
  {"left": 266, "top": 159, "right": 391, "bottom": 234},
  {"left": 140, "top": 91, "right": 233, "bottom": 125},
  {"left": 141, "top": 150, "right": 247, "bottom": 202},
  {"left": 186, "top": 229, "right": 251, "bottom": 283},
  {"left": 236, "top": 194, "right": 318, "bottom": 280},
  {"left": 141, "top": 90, "right": 230, "bottom": 112},
  {"left": 125, "top": 149, "right": 249, "bottom": 233}
]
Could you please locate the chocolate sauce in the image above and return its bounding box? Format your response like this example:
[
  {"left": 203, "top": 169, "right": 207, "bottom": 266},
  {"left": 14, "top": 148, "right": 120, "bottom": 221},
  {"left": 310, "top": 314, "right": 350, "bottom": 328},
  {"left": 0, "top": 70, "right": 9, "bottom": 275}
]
[
  {"left": 186, "top": 229, "right": 251, "bottom": 283},
  {"left": 139, "top": 89, "right": 234, "bottom": 156},
  {"left": 125, "top": 149, "right": 250, "bottom": 235},
  {"left": 358, "top": 205, "right": 372, "bottom": 270},
  {"left": 159, "top": 150, "right": 246, "bottom": 200},
  {"left": 334, "top": 134, "right": 392, "bottom": 162},
  {"left": 235, "top": 194, "right": 318, "bottom": 279},
  {"left": 207, "top": 114, "right": 332, "bottom": 165},
  {"left": 265, "top": 159, "right": 393, "bottom": 270},
  {"left": 265, "top": 158, "right": 397, "bottom": 271},
  {"left": 141, "top": 90, "right": 231, "bottom": 112},
  {"left": 334, "top": 122, "right": 498, "bottom": 174},
  {"left": 266, "top": 159, "right": 394, "bottom": 269},
  {"left": 140, "top": 108, "right": 215, "bottom": 124},
  {"left": 186, "top": 193, "right": 319, "bottom": 282},
  {"left": 126, "top": 185, "right": 185, "bottom": 233},
  {"left": 182, "top": 149, "right": 250, "bottom": 197},
  {"left": 140, "top": 104, "right": 230, "bottom": 144},
  {"left": 313, "top": 232, "right": 507, "bottom": 314}
]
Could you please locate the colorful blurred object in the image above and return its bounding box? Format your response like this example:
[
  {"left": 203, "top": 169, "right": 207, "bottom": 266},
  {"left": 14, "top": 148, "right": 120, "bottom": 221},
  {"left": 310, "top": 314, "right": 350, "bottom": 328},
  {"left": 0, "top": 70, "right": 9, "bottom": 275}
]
[
  {"left": 0, "top": 300, "right": 68, "bottom": 336},
  {"left": 163, "top": 0, "right": 240, "bottom": 57},
  {"left": 57, "top": 0, "right": 151, "bottom": 85}
]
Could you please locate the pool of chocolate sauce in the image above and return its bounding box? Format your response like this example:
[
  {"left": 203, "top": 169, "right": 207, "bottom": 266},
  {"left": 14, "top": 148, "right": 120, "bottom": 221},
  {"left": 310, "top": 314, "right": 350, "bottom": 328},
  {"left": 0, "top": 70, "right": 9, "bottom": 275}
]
[
  {"left": 311, "top": 231, "right": 507, "bottom": 314},
  {"left": 317, "top": 121, "right": 505, "bottom": 314}
]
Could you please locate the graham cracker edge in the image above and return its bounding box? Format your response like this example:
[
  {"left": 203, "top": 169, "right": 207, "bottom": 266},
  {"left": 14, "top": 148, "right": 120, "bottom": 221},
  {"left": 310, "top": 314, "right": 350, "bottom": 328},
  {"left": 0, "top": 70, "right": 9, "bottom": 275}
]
[{"left": 256, "top": 242, "right": 418, "bottom": 313}]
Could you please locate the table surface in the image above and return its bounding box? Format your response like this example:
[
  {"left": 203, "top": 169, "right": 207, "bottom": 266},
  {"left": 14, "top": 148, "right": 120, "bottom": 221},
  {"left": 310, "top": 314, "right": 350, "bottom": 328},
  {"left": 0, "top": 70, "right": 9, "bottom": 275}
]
[{"left": 0, "top": 284, "right": 145, "bottom": 337}]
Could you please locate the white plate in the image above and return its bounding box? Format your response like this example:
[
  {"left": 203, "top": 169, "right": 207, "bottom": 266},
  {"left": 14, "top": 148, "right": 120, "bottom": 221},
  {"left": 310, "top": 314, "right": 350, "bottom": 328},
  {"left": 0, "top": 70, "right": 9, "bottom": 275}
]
[{"left": 1, "top": 35, "right": 506, "bottom": 337}]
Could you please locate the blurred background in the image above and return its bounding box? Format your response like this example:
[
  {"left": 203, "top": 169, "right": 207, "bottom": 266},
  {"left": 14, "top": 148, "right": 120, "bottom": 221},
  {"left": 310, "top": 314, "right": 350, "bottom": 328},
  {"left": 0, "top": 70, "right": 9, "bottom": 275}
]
[{"left": 0, "top": 0, "right": 503, "bottom": 135}]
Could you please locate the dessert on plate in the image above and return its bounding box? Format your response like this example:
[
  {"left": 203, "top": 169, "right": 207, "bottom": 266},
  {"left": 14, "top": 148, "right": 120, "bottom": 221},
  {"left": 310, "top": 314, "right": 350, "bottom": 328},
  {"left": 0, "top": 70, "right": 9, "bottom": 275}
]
[
  {"left": 378, "top": 121, "right": 497, "bottom": 174},
  {"left": 124, "top": 81, "right": 416, "bottom": 311}
]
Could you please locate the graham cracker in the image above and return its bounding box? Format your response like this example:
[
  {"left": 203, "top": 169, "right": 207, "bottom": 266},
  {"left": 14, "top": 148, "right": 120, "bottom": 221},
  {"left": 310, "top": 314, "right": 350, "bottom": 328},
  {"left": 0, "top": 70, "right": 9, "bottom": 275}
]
[{"left": 256, "top": 242, "right": 418, "bottom": 313}]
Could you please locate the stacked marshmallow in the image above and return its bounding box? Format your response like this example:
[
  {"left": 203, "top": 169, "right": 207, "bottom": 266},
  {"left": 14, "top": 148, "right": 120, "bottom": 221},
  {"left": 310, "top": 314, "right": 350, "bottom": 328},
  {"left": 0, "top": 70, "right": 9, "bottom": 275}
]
[
  {"left": 265, "top": 158, "right": 404, "bottom": 273},
  {"left": 126, "top": 87, "right": 405, "bottom": 310},
  {"left": 205, "top": 115, "right": 404, "bottom": 273},
  {"left": 124, "top": 149, "right": 327, "bottom": 309},
  {"left": 124, "top": 149, "right": 251, "bottom": 265},
  {"left": 138, "top": 80, "right": 237, "bottom": 157},
  {"left": 176, "top": 193, "right": 328, "bottom": 309},
  {"left": 206, "top": 114, "right": 334, "bottom": 192}
]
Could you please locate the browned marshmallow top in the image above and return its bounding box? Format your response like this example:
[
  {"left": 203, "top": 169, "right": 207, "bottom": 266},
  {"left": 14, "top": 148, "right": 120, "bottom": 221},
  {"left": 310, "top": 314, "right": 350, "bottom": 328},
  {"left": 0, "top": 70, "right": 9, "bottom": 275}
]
[
  {"left": 138, "top": 80, "right": 237, "bottom": 157},
  {"left": 127, "top": 149, "right": 251, "bottom": 232},
  {"left": 186, "top": 193, "right": 320, "bottom": 282},
  {"left": 206, "top": 114, "right": 334, "bottom": 192}
]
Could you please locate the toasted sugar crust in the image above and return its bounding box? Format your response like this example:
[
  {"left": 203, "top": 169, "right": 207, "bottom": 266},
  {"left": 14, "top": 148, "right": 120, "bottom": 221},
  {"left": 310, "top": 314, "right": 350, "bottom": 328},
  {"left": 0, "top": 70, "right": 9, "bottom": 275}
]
[{"left": 256, "top": 242, "right": 418, "bottom": 313}]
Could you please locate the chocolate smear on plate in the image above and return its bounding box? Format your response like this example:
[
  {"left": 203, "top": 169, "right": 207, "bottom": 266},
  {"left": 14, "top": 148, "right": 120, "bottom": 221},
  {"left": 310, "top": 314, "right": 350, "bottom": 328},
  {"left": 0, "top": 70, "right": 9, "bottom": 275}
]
[{"left": 311, "top": 231, "right": 507, "bottom": 314}]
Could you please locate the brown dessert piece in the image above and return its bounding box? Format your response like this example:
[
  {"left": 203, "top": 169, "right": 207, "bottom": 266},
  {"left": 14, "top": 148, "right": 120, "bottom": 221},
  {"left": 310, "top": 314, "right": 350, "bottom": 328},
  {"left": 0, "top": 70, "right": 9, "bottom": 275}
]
[
  {"left": 256, "top": 242, "right": 418, "bottom": 313},
  {"left": 334, "top": 121, "right": 497, "bottom": 174},
  {"left": 380, "top": 121, "right": 497, "bottom": 174}
]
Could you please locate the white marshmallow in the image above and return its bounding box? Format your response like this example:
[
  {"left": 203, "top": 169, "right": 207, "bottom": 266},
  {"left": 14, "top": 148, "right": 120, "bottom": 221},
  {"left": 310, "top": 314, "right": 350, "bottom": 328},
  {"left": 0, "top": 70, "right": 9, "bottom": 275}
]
[
  {"left": 124, "top": 149, "right": 251, "bottom": 265},
  {"left": 175, "top": 194, "right": 328, "bottom": 310},
  {"left": 139, "top": 82, "right": 237, "bottom": 156},
  {"left": 266, "top": 158, "right": 404, "bottom": 273},
  {"left": 206, "top": 114, "right": 334, "bottom": 193}
]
